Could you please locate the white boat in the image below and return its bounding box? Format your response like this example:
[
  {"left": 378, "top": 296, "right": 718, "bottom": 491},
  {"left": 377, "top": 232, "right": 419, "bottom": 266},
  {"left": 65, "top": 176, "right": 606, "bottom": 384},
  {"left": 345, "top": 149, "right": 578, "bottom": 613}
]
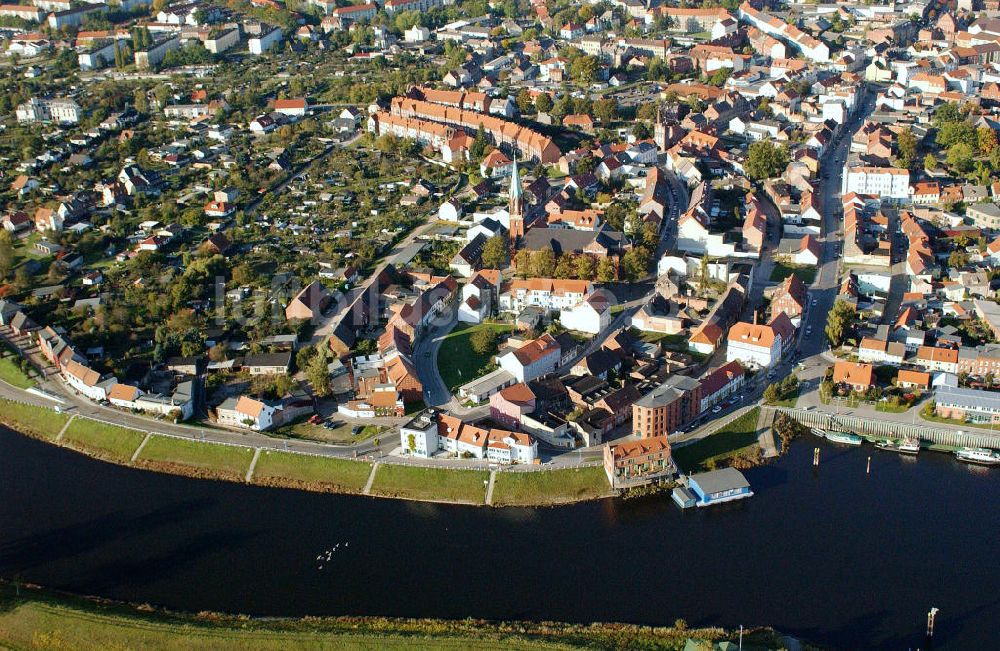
[
  {"left": 825, "top": 431, "right": 863, "bottom": 446},
  {"left": 875, "top": 439, "right": 920, "bottom": 455},
  {"left": 955, "top": 447, "right": 1000, "bottom": 466},
  {"left": 810, "top": 428, "right": 826, "bottom": 439}
]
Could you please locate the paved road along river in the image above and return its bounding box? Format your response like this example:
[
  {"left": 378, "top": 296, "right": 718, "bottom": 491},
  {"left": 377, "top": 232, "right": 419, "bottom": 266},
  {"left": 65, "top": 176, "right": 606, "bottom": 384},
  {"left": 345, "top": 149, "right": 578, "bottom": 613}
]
[{"left": 0, "top": 425, "right": 996, "bottom": 649}]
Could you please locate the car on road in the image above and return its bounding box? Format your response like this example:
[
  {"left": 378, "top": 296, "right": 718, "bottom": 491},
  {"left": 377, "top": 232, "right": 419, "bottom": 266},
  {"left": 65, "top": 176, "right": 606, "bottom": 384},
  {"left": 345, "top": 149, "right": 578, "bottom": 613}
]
[
  {"left": 351, "top": 426, "right": 361, "bottom": 436},
  {"left": 811, "top": 299, "right": 817, "bottom": 306},
  {"left": 806, "top": 326, "right": 813, "bottom": 335},
  {"left": 712, "top": 405, "right": 722, "bottom": 414}
]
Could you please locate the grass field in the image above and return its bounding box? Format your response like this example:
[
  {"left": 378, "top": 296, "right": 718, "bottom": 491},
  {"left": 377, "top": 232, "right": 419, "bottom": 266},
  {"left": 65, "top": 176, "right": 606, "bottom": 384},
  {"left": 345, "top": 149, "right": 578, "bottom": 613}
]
[
  {"left": 0, "top": 353, "right": 34, "bottom": 389},
  {"left": 136, "top": 435, "right": 253, "bottom": 480},
  {"left": 490, "top": 466, "right": 612, "bottom": 506},
  {"left": 0, "top": 399, "right": 69, "bottom": 440},
  {"left": 673, "top": 408, "right": 761, "bottom": 473},
  {"left": 61, "top": 419, "right": 146, "bottom": 463},
  {"left": 770, "top": 262, "right": 817, "bottom": 285},
  {"left": 277, "top": 420, "right": 384, "bottom": 445},
  {"left": 438, "top": 322, "right": 513, "bottom": 392},
  {"left": 0, "top": 583, "right": 767, "bottom": 651},
  {"left": 252, "top": 451, "right": 372, "bottom": 492},
  {"left": 369, "top": 464, "right": 489, "bottom": 504}
]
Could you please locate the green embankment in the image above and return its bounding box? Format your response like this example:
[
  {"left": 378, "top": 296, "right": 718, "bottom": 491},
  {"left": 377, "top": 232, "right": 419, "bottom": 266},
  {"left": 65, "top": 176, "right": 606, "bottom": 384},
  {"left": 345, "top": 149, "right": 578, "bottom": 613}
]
[
  {"left": 0, "top": 354, "right": 34, "bottom": 389},
  {"left": 0, "top": 398, "right": 68, "bottom": 440},
  {"left": 135, "top": 435, "right": 254, "bottom": 481},
  {"left": 369, "top": 464, "right": 489, "bottom": 504},
  {"left": 0, "top": 583, "right": 794, "bottom": 651},
  {"left": 673, "top": 408, "right": 761, "bottom": 473},
  {"left": 491, "top": 466, "right": 612, "bottom": 506},
  {"left": 61, "top": 419, "right": 146, "bottom": 463},
  {"left": 251, "top": 450, "right": 372, "bottom": 493}
]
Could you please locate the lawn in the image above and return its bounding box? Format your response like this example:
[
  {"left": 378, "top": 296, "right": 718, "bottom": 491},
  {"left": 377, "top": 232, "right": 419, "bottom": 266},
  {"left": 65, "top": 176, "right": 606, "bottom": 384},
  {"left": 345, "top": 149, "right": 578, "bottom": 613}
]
[
  {"left": 438, "top": 322, "right": 513, "bottom": 392},
  {"left": 490, "top": 466, "right": 612, "bottom": 506},
  {"left": 61, "top": 419, "right": 146, "bottom": 463},
  {"left": 0, "top": 399, "right": 69, "bottom": 440},
  {"left": 0, "top": 583, "right": 754, "bottom": 651},
  {"left": 770, "top": 262, "right": 817, "bottom": 285},
  {"left": 276, "top": 420, "right": 384, "bottom": 445},
  {"left": 252, "top": 451, "right": 372, "bottom": 493},
  {"left": 136, "top": 435, "right": 254, "bottom": 481},
  {"left": 0, "top": 352, "right": 34, "bottom": 389},
  {"left": 369, "top": 464, "right": 489, "bottom": 504},
  {"left": 672, "top": 408, "right": 761, "bottom": 473}
]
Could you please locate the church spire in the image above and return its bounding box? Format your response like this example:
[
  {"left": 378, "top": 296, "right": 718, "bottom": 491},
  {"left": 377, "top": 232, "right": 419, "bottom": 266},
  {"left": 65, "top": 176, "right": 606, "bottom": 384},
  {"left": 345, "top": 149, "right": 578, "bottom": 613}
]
[{"left": 508, "top": 155, "right": 524, "bottom": 244}]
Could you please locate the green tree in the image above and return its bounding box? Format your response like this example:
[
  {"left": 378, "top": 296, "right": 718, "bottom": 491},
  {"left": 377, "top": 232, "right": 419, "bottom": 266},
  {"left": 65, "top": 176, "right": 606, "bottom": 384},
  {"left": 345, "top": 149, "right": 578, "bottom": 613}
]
[
  {"left": 825, "top": 300, "right": 856, "bottom": 348},
  {"left": 470, "top": 124, "right": 489, "bottom": 159},
  {"left": 745, "top": 140, "right": 789, "bottom": 180},
  {"left": 469, "top": 327, "right": 498, "bottom": 355},
  {"left": 574, "top": 254, "right": 595, "bottom": 279},
  {"left": 481, "top": 234, "right": 509, "bottom": 269},
  {"left": 979, "top": 126, "right": 999, "bottom": 156},
  {"left": 593, "top": 98, "right": 617, "bottom": 123},
  {"left": 597, "top": 257, "right": 616, "bottom": 282},
  {"left": 936, "top": 120, "right": 976, "bottom": 149},
  {"left": 531, "top": 249, "right": 556, "bottom": 277},
  {"left": 923, "top": 153, "right": 937, "bottom": 171},
  {"left": 306, "top": 351, "right": 331, "bottom": 397},
  {"left": 0, "top": 234, "right": 13, "bottom": 281},
  {"left": 896, "top": 127, "right": 917, "bottom": 169},
  {"left": 516, "top": 88, "right": 534, "bottom": 114},
  {"left": 622, "top": 246, "right": 651, "bottom": 281},
  {"left": 946, "top": 142, "right": 974, "bottom": 174},
  {"left": 763, "top": 383, "right": 780, "bottom": 404},
  {"left": 569, "top": 55, "right": 599, "bottom": 82},
  {"left": 948, "top": 250, "right": 969, "bottom": 269},
  {"left": 534, "top": 92, "right": 553, "bottom": 114}
]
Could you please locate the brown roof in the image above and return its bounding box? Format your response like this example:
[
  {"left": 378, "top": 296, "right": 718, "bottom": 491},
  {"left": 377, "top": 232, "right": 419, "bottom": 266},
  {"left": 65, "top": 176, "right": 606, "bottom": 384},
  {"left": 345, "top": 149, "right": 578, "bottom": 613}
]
[{"left": 833, "top": 361, "right": 874, "bottom": 388}]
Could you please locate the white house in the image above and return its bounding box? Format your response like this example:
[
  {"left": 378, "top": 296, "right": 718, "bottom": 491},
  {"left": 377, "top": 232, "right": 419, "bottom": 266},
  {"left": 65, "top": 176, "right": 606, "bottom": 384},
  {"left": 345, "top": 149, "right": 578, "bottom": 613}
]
[
  {"left": 499, "top": 278, "right": 592, "bottom": 313},
  {"left": 399, "top": 410, "right": 439, "bottom": 457},
  {"left": 498, "top": 334, "right": 561, "bottom": 383},
  {"left": 842, "top": 166, "right": 910, "bottom": 201},
  {"left": 249, "top": 27, "right": 282, "bottom": 55},
  {"left": 63, "top": 359, "right": 114, "bottom": 401},
  {"left": 458, "top": 271, "right": 498, "bottom": 324},
  {"left": 559, "top": 292, "right": 612, "bottom": 335},
  {"left": 216, "top": 395, "right": 276, "bottom": 431}
]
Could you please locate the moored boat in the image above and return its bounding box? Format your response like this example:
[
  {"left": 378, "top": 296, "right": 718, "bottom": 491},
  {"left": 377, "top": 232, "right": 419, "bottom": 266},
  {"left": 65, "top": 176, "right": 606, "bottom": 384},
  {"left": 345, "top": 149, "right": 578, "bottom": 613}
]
[
  {"left": 955, "top": 447, "right": 1000, "bottom": 466},
  {"left": 875, "top": 439, "right": 920, "bottom": 455},
  {"left": 825, "top": 431, "right": 863, "bottom": 446},
  {"left": 810, "top": 427, "right": 826, "bottom": 439}
]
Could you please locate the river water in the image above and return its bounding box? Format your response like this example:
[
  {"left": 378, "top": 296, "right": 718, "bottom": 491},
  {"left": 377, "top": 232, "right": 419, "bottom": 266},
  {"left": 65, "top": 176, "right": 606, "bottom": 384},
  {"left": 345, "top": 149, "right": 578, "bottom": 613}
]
[{"left": 0, "top": 426, "right": 996, "bottom": 649}]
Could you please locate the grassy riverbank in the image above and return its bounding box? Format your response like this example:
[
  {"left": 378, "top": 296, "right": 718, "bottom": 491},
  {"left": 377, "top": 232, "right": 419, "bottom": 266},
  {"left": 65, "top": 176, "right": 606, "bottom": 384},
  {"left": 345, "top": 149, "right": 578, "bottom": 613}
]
[
  {"left": 0, "top": 398, "right": 68, "bottom": 440},
  {"left": 673, "top": 408, "right": 761, "bottom": 473},
  {"left": 0, "top": 354, "right": 34, "bottom": 389},
  {"left": 0, "top": 583, "right": 799, "bottom": 651},
  {"left": 491, "top": 466, "right": 612, "bottom": 506},
  {"left": 135, "top": 435, "right": 255, "bottom": 482},
  {"left": 0, "top": 400, "right": 619, "bottom": 507},
  {"left": 251, "top": 450, "right": 372, "bottom": 493},
  {"left": 369, "top": 464, "right": 489, "bottom": 504},
  {"left": 61, "top": 419, "right": 146, "bottom": 463}
]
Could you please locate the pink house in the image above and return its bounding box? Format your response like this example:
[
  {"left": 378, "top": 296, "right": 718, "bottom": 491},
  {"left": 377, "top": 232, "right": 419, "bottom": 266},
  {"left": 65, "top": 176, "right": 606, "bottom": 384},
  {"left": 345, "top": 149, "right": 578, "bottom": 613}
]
[{"left": 489, "top": 383, "right": 536, "bottom": 429}]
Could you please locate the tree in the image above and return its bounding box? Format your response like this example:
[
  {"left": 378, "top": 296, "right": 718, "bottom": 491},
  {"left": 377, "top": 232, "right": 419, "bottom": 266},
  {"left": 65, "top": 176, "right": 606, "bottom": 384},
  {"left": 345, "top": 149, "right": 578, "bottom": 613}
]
[
  {"left": 763, "top": 383, "right": 780, "bottom": 404},
  {"left": 946, "top": 142, "right": 974, "bottom": 174},
  {"left": 481, "top": 235, "right": 509, "bottom": 269},
  {"left": 0, "top": 235, "right": 13, "bottom": 281},
  {"left": 745, "top": 140, "right": 789, "bottom": 181},
  {"left": 569, "top": 55, "right": 599, "bottom": 83},
  {"left": 531, "top": 249, "right": 556, "bottom": 277},
  {"left": 470, "top": 124, "right": 488, "bottom": 160},
  {"left": 593, "top": 98, "right": 617, "bottom": 123},
  {"left": 948, "top": 250, "right": 969, "bottom": 269},
  {"left": 923, "top": 153, "right": 937, "bottom": 171},
  {"left": 574, "top": 254, "right": 595, "bottom": 280},
  {"left": 825, "top": 300, "right": 856, "bottom": 348},
  {"left": 979, "top": 126, "right": 999, "bottom": 156},
  {"left": 534, "top": 92, "right": 553, "bottom": 114},
  {"left": 554, "top": 255, "right": 575, "bottom": 278},
  {"left": 516, "top": 88, "right": 534, "bottom": 114},
  {"left": 470, "top": 327, "right": 498, "bottom": 355},
  {"left": 936, "top": 120, "right": 975, "bottom": 149},
  {"left": 896, "top": 127, "right": 917, "bottom": 169},
  {"left": 622, "top": 246, "right": 651, "bottom": 281},
  {"left": 513, "top": 249, "right": 532, "bottom": 278},
  {"left": 597, "top": 257, "right": 616, "bottom": 282},
  {"left": 636, "top": 103, "right": 658, "bottom": 121},
  {"left": 306, "top": 351, "right": 331, "bottom": 397}
]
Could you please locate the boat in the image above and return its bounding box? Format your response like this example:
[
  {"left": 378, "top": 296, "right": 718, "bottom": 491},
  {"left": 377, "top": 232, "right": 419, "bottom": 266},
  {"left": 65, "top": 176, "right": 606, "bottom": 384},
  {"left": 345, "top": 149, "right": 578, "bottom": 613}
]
[
  {"left": 955, "top": 447, "right": 1000, "bottom": 466},
  {"left": 810, "top": 427, "right": 826, "bottom": 439},
  {"left": 875, "top": 439, "right": 920, "bottom": 455},
  {"left": 824, "top": 431, "right": 863, "bottom": 446}
]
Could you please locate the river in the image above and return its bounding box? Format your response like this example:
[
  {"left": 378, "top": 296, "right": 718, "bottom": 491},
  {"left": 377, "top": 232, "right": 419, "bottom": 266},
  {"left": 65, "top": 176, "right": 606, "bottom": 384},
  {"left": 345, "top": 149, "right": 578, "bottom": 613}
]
[{"left": 0, "top": 425, "right": 996, "bottom": 649}]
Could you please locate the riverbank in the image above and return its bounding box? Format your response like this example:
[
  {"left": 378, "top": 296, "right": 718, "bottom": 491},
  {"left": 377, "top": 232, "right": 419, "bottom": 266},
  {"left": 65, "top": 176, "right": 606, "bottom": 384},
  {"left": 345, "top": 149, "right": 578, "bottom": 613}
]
[
  {"left": 0, "top": 397, "right": 611, "bottom": 508},
  {"left": 0, "top": 582, "right": 798, "bottom": 650}
]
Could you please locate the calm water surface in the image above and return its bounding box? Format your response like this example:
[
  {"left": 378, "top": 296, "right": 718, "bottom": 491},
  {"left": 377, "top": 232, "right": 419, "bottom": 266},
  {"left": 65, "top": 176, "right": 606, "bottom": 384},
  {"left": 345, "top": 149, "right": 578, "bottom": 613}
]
[{"left": 0, "top": 426, "right": 997, "bottom": 649}]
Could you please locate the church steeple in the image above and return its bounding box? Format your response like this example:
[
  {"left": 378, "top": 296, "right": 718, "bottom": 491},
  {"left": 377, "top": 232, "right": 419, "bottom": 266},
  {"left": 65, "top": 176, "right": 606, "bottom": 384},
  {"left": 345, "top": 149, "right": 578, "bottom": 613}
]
[{"left": 508, "top": 155, "right": 524, "bottom": 244}]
